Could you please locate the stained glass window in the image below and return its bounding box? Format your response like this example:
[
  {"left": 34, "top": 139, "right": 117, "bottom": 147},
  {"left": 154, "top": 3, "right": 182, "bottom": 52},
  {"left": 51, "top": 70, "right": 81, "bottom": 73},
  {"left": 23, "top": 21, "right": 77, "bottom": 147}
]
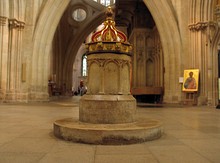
[{"left": 82, "top": 54, "right": 87, "bottom": 76}]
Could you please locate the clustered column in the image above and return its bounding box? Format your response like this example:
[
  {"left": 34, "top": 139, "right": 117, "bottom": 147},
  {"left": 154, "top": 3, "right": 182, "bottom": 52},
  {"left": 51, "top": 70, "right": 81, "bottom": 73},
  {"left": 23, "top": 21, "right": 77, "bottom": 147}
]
[
  {"left": 1, "top": 18, "right": 25, "bottom": 102},
  {"left": 0, "top": 16, "right": 8, "bottom": 100},
  {"left": 188, "top": 4, "right": 216, "bottom": 105}
]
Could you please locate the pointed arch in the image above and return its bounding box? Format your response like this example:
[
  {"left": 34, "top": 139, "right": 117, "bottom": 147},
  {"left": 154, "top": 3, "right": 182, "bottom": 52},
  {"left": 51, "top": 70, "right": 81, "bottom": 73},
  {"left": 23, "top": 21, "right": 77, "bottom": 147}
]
[
  {"left": 143, "top": 0, "right": 182, "bottom": 103},
  {"left": 62, "top": 8, "right": 106, "bottom": 88},
  {"left": 30, "top": 0, "right": 71, "bottom": 100},
  {"left": 210, "top": 1, "right": 220, "bottom": 105}
]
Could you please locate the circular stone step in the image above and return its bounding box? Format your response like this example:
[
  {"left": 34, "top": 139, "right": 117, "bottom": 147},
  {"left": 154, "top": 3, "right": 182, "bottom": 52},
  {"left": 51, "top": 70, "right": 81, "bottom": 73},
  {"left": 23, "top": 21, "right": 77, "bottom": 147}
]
[{"left": 54, "top": 118, "right": 163, "bottom": 145}]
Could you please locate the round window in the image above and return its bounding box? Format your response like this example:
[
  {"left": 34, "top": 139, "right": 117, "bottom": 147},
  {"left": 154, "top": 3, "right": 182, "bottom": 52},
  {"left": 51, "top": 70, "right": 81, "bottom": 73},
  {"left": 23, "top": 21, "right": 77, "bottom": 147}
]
[{"left": 72, "top": 8, "right": 87, "bottom": 22}]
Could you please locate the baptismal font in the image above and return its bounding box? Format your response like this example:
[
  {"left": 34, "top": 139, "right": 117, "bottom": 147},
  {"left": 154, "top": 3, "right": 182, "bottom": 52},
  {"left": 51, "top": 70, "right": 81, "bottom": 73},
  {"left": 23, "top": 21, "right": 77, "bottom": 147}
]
[{"left": 54, "top": 7, "right": 162, "bottom": 144}]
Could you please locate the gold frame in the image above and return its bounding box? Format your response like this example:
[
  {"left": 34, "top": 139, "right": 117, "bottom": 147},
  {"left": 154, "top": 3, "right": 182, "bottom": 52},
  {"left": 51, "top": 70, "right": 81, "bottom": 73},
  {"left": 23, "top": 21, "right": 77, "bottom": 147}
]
[{"left": 182, "top": 69, "right": 199, "bottom": 92}]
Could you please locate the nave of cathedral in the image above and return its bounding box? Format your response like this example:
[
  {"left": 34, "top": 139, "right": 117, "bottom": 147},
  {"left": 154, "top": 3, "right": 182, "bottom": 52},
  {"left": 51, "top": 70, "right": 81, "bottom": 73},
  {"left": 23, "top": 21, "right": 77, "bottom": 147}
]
[{"left": 1, "top": 0, "right": 220, "bottom": 162}]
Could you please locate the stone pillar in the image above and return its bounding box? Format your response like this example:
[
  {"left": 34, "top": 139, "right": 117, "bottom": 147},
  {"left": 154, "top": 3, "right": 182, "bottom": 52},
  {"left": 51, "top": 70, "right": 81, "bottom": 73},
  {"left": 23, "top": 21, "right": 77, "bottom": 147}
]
[
  {"left": 188, "top": 21, "right": 216, "bottom": 105},
  {"left": 5, "top": 19, "right": 25, "bottom": 102},
  {"left": 0, "top": 16, "right": 8, "bottom": 101},
  {"left": 188, "top": 1, "right": 219, "bottom": 106}
]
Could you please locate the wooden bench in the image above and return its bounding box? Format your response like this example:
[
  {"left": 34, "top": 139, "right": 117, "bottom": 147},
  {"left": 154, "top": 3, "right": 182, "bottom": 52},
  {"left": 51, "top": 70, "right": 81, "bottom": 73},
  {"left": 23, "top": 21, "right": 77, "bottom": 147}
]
[{"left": 131, "top": 87, "right": 163, "bottom": 103}]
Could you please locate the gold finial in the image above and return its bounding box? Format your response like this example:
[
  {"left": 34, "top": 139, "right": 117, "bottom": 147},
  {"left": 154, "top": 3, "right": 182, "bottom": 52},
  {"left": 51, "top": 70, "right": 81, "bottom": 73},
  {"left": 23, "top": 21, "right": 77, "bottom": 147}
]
[{"left": 105, "top": 6, "right": 113, "bottom": 20}]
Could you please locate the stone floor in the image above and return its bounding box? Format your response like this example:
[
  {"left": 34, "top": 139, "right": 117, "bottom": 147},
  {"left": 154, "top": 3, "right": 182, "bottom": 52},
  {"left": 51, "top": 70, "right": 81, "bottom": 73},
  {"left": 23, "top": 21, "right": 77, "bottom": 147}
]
[{"left": 0, "top": 96, "right": 220, "bottom": 163}]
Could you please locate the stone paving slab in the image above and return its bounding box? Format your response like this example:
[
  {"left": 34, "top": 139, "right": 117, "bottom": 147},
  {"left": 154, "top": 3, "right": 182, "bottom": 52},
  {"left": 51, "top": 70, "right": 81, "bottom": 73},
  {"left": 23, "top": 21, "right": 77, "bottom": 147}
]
[{"left": 0, "top": 97, "right": 219, "bottom": 163}]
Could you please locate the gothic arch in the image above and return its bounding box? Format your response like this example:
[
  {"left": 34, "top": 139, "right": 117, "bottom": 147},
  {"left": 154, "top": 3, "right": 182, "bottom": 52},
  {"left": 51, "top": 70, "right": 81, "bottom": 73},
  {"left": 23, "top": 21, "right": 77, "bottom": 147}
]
[
  {"left": 143, "top": 0, "right": 182, "bottom": 103},
  {"left": 31, "top": 0, "right": 183, "bottom": 102},
  {"left": 62, "top": 11, "right": 106, "bottom": 87},
  {"left": 31, "top": 0, "right": 106, "bottom": 100},
  {"left": 31, "top": 0, "right": 71, "bottom": 100},
  {"left": 210, "top": 1, "right": 220, "bottom": 105}
]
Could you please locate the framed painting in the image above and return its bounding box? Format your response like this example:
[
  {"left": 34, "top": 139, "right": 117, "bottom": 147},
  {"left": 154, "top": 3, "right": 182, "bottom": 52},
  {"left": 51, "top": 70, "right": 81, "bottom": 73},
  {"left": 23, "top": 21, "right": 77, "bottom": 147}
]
[{"left": 182, "top": 69, "right": 199, "bottom": 92}]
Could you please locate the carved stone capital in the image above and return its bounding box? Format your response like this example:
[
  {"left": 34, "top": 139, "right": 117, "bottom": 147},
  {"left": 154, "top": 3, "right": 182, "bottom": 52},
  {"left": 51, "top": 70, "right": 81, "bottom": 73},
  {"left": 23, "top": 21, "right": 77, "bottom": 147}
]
[
  {"left": 8, "top": 19, "right": 25, "bottom": 30},
  {"left": 0, "top": 16, "right": 7, "bottom": 26},
  {"left": 188, "top": 21, "right": 217, "bottom": 31}
]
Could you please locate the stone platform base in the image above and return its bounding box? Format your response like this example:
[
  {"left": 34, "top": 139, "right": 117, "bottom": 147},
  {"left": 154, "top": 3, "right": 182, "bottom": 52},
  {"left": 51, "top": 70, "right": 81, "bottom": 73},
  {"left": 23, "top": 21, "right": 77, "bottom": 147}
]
[{"left": 54, "top": 118, "right": 163, "bottom": 145}]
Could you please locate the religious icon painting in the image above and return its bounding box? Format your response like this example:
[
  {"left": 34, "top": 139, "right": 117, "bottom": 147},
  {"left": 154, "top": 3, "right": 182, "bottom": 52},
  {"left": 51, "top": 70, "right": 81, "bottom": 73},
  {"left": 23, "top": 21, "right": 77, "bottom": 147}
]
[{"left": 182, "top": 69, "right": 199, "bottom": 92}]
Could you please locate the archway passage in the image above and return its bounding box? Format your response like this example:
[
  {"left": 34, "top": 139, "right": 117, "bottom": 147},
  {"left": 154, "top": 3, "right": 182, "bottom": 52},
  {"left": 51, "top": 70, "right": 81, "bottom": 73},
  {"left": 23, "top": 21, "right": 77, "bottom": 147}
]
[
  {"left": 31, "top": 0, "right": 182, "bottom": 104},
  {"left": 31, "top": 0, "right": 107, "bottom": 100},
  {"left": 1, "top": 0, "right": 220, "bottom": 106},
  {"left": 41, "top": 0, "right": 162, "bottom": 101},
  {"left": 62, "top": 0, "right": 166, "bottom": 104}
]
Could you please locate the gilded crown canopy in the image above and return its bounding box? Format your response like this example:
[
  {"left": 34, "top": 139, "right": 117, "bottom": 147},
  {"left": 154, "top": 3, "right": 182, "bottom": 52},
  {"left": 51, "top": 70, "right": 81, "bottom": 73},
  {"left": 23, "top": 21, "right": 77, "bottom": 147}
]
[
  {"left": 86, "top": 6, "right": 132, "bottom": 55},
  {"left": 91, "top": 6, "right": 127, "bottom": 43}
]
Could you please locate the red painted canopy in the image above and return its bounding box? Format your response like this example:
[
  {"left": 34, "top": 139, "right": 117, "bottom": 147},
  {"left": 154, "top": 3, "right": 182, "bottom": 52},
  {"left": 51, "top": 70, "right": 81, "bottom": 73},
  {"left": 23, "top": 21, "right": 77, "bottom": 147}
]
[{"left": 91, "top": 6, "right": 128, "bottom": 43}]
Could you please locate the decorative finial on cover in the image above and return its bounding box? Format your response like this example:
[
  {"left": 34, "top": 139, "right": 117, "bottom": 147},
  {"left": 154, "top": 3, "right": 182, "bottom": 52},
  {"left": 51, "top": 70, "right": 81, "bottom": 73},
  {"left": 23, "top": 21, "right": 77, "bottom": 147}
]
[
  {"left": 106, "top": 6, "right": 113, "bottom": 20},
  {"left": 91, "top": 6, "right": 127, "bottom": 43}
]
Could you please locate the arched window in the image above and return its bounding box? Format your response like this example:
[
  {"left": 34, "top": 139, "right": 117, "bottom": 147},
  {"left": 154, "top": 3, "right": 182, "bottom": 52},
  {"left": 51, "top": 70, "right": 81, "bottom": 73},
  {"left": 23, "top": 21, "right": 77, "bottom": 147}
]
[
  {"left": 82, "top": 54, "right": 87, "bottom": 76},
  {"left": 101, "top": 0, "right": 110, "bottom": 6},
  {"left": 93, "top": 0, "right": 115, "bottom": 6}
]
